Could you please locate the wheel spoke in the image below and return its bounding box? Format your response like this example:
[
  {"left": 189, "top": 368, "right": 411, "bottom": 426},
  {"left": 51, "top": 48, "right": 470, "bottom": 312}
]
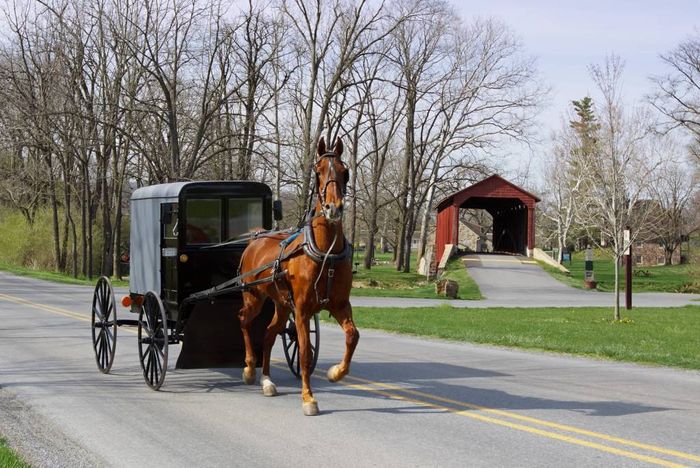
[
  {"left": 94, "top": 329, "right": 103, "bottom": 349},
  {"left": 141, "top": 315, "right": 154, "bottom": 338},
  {"left": 93, "top": 304, "right": 104, "bottom": 321},
  {"left": 150, "top": 348, "right": 157, "bottom": 384},
  {"left": 285, "top": 337, "right": 294, "bottom": 352},
  {"left": 105, "top": 326, "right": 115, "bottom": 344},
  {"left": 100, "top": 334, "right": 108, "bottom": 368},
  {"left": 96, "top": 332, "right": 104, "bottom": 362},
  {"left": 155, "top": 350, "right": 163, "bottom": 378},
  {"left": 145, "top": 347, "right": 153, "bottom": 379},
  {"left": 142, "top": 343, "right": 151, "bottom": 368},
  {"left": 155, "top": 343, "right": 165, "bottom": 360}
]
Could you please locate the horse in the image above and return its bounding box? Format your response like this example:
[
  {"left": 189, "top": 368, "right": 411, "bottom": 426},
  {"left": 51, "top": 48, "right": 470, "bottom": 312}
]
[{"left": 237, "top": 136, "right": 359, "bottom": 416}]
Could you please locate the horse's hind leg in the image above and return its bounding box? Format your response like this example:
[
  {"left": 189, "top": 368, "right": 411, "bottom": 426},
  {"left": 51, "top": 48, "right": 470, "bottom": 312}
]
[
  {"left": 239, "top": 289, "right": 264, "bottom": 385},
  {"left": 260, "top": 303, "right": 288, "bottom": 397},
  {"left": 327, "top": 301, "right": 359, "bottom": 383}
]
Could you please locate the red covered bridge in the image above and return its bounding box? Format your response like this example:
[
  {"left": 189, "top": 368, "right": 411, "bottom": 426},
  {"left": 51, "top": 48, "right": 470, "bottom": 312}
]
[{"left": 434, "top": 175, "right": 540, "bottom": 263}]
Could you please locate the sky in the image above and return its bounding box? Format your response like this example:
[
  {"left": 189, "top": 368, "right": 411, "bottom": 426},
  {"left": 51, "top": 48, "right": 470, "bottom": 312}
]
[{"left": 454, "top": 0, "right": 700, "bottom": 182}]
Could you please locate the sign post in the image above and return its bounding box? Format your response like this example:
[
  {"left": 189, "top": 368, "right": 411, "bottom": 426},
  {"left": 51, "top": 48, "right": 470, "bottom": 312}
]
[
  {"left": 584, "top": 246, "right": 596, "bottom": 289},
  {"left": 624, "top": 228, "right": 632, "bottom": 310}
]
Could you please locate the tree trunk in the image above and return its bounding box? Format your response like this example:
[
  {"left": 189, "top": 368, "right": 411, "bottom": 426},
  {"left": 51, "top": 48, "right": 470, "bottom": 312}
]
[
  {"left": 613, "top": 256, "right": 621, "bottom": 321},
  {"left": 664, "top": 247, "right": 674, "bottom": 266},
  {"left": 46, "top": 154, "right": 62, "bottom": 272},
  {"left": 364, "top": 208, "right": 378, "bottom": 270},
  {"left": 557, "top": 235, "right": 564, "bottom": 264},
  {"left": 60, "top": 180, "right": 70, "bottom": 272},
  {"left": 398, "top": 84, "right": 416, "bottom": 272},
  {"left": 81, "top": 164, "right": 88, "bottom": 276},
  {"left": 417, "top": 181, "right": 436, "bottom": 261},
  {"left": 102, "top": 192, "right": 113, "bottom": 277}
]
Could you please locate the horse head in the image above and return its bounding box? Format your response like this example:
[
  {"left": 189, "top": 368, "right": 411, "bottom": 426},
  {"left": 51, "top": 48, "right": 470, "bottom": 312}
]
[{"left": 315, "top": 136, "right": 349, "bottom": 223}]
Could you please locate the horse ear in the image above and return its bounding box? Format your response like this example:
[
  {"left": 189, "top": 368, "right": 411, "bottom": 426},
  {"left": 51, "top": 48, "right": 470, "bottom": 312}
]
[
  {"left": 317, "top": 136, "right": 326, "bottom": 158},
  {"left": 333, "top": 137, "right": 344, "bottom": 157}
]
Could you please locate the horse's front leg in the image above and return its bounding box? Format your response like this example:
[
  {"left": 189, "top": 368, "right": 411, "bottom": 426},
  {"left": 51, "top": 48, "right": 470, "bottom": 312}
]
[
  {"left": 294, "top": 305, "right": 319, "bottom": 416},
  {"left": 259, "top": 304, "right": 288, "bottom": 397},
  {"left": 327, "top": 300, "right": 359, "bottom": 383},
  {"left": 239, "top": 290, "right": 264, "bottom": 385}
]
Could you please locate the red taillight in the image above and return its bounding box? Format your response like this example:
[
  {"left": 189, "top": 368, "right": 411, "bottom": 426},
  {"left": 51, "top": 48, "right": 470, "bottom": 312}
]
[{"left": 121, "top": 296, "right": 132, "bottom": 308}]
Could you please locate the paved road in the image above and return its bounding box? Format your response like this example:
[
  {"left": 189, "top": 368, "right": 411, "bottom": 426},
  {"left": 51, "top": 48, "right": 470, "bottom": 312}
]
[
  {"left": 356, "top": 254, "right": 699, "bottom": 308},
  {"left": 1, "top": 272, "right": 700, "bottom": 467}
]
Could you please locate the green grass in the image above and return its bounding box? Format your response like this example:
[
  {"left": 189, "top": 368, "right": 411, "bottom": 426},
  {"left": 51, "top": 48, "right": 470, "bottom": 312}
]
[
  {"left": 351, "top": 253, "right": 482, "bottom": 300},
  {"left": 330, "top": 305, "right": 700, "bottom": 369},
  {"left": 0, "top": 261, "right": 127, "bottom": 287},
  {"left": 540, "top": 249, "right": 699, "bottom": 293},
  {"left": 0, "top": 437, "right": 28, "bottom": 468}
]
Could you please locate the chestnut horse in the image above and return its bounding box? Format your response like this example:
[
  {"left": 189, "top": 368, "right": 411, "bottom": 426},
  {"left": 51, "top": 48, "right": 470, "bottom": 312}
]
[{"left": 237, "top": 136, "right": 359, "bottom": 416}]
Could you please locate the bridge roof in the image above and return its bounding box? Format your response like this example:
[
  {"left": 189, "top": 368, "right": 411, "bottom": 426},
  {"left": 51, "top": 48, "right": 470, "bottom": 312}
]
[{"left": 436, "top": 174, "right": 540, "bottom": 212}]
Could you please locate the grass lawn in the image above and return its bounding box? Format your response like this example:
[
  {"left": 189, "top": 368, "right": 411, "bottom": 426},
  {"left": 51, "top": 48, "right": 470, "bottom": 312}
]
[
  {"left": 351, "top": 253, "right": 482, "bottom": 300},
  {"left": 539, "top": 249, "right": 698, "bottom": 294},
  {"left": 0, "top": 438, "right": 28, "bottom": 468},
  {"left": 330, "top": 305, "right": 700, "bottom": 370},
  {"left": 0, "top": 261, "right": 128, "bottom": 288}
]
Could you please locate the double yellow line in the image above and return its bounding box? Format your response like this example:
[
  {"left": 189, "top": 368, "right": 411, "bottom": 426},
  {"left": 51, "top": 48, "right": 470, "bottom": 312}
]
[
  {"left": 2, "top": 291, "right": 699, "bottom": 467},
  {"left": 307, "top": 370, "right": 699, "bottom": 467}
]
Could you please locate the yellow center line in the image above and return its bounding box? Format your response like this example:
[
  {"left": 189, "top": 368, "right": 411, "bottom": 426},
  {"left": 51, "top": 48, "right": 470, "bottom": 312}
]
[
  {"left": 338, "top": 373, "right": 700, "bottom": 464},
  {"left": 267, "top": 362, "right": 689, "bottom": 467},
  {"left": 0, "top": 292, "right": 138, "bottom": 335},
  {"left": 338, "top": 381, "right": 684, "bottom": 468},
  {"left": 1, "top": 292, "right": 695, "bottom": 467}
]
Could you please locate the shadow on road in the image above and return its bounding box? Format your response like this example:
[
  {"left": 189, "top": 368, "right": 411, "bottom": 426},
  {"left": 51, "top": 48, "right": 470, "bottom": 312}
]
[{"left": 313, "top": 360, "right": 670, "bottom": 417}]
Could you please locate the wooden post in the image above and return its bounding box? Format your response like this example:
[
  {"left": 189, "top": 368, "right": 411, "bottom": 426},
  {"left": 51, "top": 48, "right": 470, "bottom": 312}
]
[{"left": 624, "top": 227, "right": 632, "bottom": 310}]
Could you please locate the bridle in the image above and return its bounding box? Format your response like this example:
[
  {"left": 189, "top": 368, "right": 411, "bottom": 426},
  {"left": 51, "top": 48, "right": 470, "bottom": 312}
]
[{"left": 315, "top": 152, "right": 349, "bottom": 208}]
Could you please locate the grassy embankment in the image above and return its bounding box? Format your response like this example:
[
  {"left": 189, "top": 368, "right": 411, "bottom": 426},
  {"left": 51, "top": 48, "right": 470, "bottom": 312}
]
[
  {"left": 0, "top": 438, "right": 28, "bottom": 468},
  {"left": 539, "top": 249, "right": 699, "bottom": 293},
  {"left": 0, "top": 207, "right": 128, "bottom": 287},
  {"left": 328, "top": 305, "right": 700, "bottom": 370},
  {"left": 351, "top": 252, "right": 482, "bottom": 300}
]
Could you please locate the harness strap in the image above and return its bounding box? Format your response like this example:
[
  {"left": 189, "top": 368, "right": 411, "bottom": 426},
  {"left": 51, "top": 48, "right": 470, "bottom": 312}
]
[{"left": 302, "top": 222, "right": 352, "bottom": 263}]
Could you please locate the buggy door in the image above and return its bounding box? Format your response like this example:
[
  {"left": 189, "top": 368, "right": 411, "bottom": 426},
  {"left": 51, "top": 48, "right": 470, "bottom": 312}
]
[{"left": 160, "top": 202, "right": 179, "bottom": 313}]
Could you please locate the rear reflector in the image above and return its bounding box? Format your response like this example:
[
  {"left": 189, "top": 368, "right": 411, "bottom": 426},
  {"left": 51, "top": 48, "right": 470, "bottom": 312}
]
[{"left": 121, "top": 296, "right": 132, "bottom": 308}]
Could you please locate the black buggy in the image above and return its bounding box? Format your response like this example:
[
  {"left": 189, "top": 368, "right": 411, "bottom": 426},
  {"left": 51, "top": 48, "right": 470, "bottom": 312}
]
[{"left": 90, "top": 181, "right": 320, "bottom": 390}]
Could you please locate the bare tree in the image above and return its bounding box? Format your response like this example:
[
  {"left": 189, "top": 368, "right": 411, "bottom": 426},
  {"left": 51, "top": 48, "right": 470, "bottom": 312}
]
[
  {"left": 649, "top": 137, "right": 699, "bottom": 264},
  {"left": 575, "top": 56, "right": 659, "bottom": 320},
  {"left": 280, "top": 0, "right": 396, "bottom": 220},
  {"left": 390, "top": 4, "right": 544, "bottom": 272},
  {"left": 650, "top": 33, "right": 700, "bottom": 154},
  {"left": 540, "top": 99, "right": 597, "bottom": 264}
]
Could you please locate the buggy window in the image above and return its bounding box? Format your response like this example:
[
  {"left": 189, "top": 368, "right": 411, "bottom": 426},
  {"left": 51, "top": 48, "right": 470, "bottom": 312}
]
[
  {"left": 228, "top": 198, "right": 263, "bottom": 239},
  {"left": 186, "top": 199, "right": 221, "bottom": 244}
]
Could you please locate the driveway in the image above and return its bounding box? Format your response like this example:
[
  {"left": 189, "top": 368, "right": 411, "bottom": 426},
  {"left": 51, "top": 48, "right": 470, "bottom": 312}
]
[{"left": 456, "top": 253, "right": 699, "bottom": 308}]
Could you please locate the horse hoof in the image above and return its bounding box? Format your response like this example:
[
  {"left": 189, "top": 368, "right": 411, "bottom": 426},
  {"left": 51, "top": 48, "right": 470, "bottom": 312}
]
[
  {"left": 242, "top": 368, "right": 256, "bottom": 385},
  {"left": 327, "top": 364, "right": 345, "bottom": 383},
  {"left": 303, "top": 401, "right": 320, "bottom": 416},
  {"left": 261, "top": 376, "right": 278, "bottom": 397}
]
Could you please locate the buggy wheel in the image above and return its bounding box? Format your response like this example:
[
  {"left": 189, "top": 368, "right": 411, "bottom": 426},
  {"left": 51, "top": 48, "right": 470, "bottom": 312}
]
[
  {"left": 138, "top": 291, "right": 168, "bottom": 390},
  {"left": 91, "top": 276, "right": 117, "bottom": 373},
  {"left": 282, "top": 312, "right": 320, "bottom": 378}
]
